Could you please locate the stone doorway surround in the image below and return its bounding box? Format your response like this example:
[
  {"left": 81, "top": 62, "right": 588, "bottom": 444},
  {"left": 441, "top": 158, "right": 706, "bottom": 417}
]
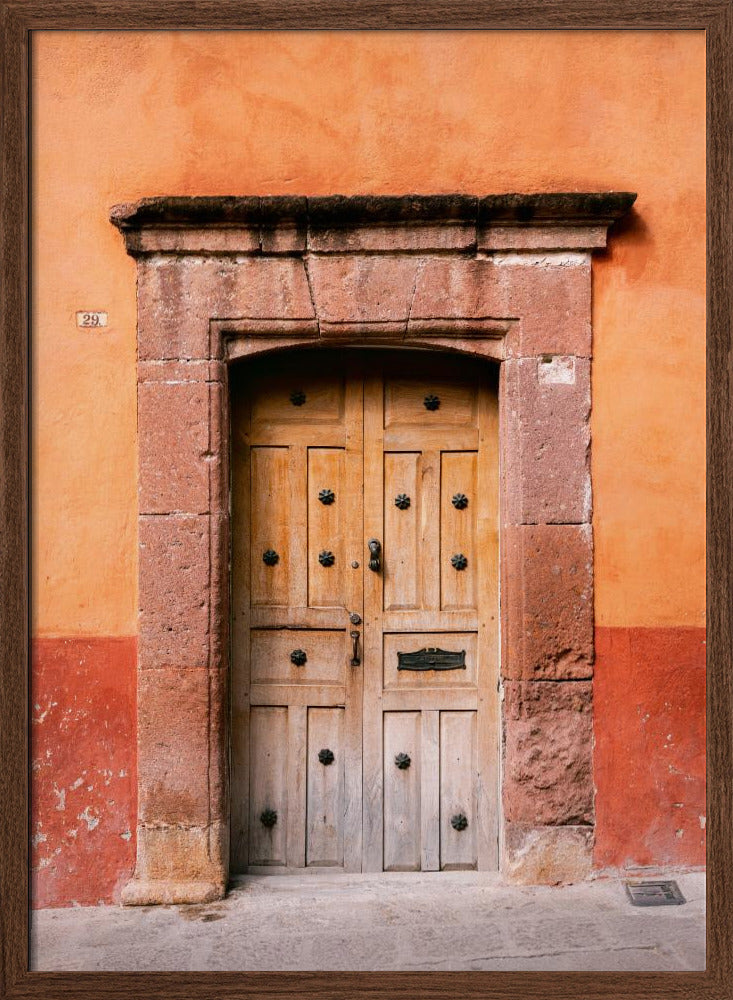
[{"left": 111, "top": 192, "right": 636, "bottom": 905}]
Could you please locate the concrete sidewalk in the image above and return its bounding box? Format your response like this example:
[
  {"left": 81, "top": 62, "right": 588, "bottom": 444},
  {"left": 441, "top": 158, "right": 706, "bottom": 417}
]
[{"left": 31, "top": 870, "right": 705, "bottom": 972}]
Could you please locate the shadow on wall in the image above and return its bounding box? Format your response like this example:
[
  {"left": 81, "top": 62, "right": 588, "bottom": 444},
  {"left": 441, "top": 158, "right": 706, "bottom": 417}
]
[{"left": 595, "top": 206, "right": 654, "bottom": 283}]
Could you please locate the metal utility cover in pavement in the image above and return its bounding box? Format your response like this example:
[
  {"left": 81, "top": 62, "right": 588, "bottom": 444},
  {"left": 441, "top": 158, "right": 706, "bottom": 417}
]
[{"left": 625, "top": 880, "right": 686, "bottom": 906}]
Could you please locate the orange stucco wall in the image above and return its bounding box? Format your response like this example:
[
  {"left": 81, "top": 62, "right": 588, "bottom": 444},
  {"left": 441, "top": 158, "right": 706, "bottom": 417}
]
[{"left": 31, "top": 30, "right": 706, "bottom": 902}]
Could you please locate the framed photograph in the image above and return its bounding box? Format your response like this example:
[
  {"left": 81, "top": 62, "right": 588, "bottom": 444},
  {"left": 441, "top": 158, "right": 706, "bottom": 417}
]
[{"left": 1, "top": 2, "right": 730, "bottom": 997}]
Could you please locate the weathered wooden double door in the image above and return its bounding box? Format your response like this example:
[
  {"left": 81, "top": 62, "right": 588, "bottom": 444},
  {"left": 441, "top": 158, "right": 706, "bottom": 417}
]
[{"left": 231, "top": 350, "right": 499, "bottom": 874}]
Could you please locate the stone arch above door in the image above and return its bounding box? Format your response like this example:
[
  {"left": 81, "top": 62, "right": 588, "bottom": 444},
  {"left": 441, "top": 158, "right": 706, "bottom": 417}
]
[{"left": 111, "top": 192, "right": 635, "bottom": 905}]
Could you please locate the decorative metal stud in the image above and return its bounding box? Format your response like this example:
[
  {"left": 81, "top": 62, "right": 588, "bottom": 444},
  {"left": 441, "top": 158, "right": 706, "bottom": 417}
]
[
  {"left": 451, "top": 553, "right": 468, "bottom": 571},
  {"left": 318, "top": 488, "right": 336, "bottom": 506},
  {"left": 318, "top": 749, "right": 335, "bottom": 766},
  {"left": 395, "top": 753, "right": 411, "bottom": 770},
  {"left": 318, "top": 550, "right": 335, "bottom": 567},
  {"left": 451, "top": 493, "right": 469, "bottom": 510},
  {"left": 290, "top": 649, "right": 307, "bottom": 667},
  {"left": 290, "top": 390, "right": 306, "bottom": 406},
  {"left": 394, "top": 493, "right": 411, "bottom": 510},
  {"left": 262, "top": 549, "right": 279, "bottom": 566},
  {"left": 451, "top": 813, "right": 468, "bottom": 831},
  {"left": 423, "top": 394, "right": 440, "bottom": 411},
  {"left": 260, "top": 808, "right": 278, "bottom": 828}
]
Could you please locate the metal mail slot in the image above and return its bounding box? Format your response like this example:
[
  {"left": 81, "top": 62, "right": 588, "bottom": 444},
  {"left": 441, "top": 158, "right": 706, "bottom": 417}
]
[{"left": 396, "top": 647, "right": 467, "bottom": 671}]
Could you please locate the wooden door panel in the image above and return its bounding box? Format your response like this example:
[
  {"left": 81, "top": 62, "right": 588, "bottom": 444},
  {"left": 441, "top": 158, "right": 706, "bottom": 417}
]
[
  {"left": 383, "top": 452, "right": 421, "bottom": 611},
  {"left": 250, "top": 446, "right": 291, "bottom": 606},
  {"left": 381, "top": 610, "right": 478, "bottom": 632},
  {"left": 250, "top": 629, "right": 346, "bottom": 687},
  {"left": 306, "top": 707, "right": 345, "bottom": 867},
  {"left": 439, "top": 711, "right": 478, "bottom": 870},
  {"left": 250, "top": 370, "right": 345, "bottom": 427},
  {"left": 383, "top": 712, "right": 421, "bottom": 871},
  {"left": 420, "top": 710, "right": 441, "bottom": 871},
  {"left": 418, "top": 449, "right": 442, "bottom": 614},
  {"left": 380, "top": 455, "right": 479, "bottom": 626},
  {"left": 307, "top": 447, "right": 346, "bottom": 608},
  {"left": 381, "top": 689, "right": 478, "bottom": 712},
  {"left": 383, "top": 427, "right": 481, "bottom": 451},
  {"left": 248, "top": 706, "right": 289, "bottom": 866},
  {"left": 384, "top": 378, "right": 478, "bottom": 428},
  {"left": 440, "top": 451, "right": 478, "bottom": 611},
  {"left": 382, "top": 632, "right": 478, "bottom": 690}
]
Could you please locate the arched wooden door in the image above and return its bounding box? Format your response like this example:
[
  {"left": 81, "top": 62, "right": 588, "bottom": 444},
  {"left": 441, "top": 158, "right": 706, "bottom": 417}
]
[{"left": 230, "top": 349, "right": 499, "bottom": 873}]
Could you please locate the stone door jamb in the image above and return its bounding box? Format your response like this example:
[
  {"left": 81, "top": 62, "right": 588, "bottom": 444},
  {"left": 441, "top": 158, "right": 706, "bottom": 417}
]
[{"left": 111, "top": 193, "right": 636, "bottom": 905}]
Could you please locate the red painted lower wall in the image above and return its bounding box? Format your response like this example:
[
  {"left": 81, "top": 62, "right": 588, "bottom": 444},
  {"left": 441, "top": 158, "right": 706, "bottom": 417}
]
[
  {"left": 593, "top": 626, "right": 706, "bottom": 870},
  {"left": 31, "top": 629, "right": 705, "bottom": 905},
  {"left": 31, "top": 637, "right": 137, "bottom": 908}
]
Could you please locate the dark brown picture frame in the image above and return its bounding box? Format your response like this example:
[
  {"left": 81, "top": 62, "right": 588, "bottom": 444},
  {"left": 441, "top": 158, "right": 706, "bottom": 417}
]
[{"left": 1, "top": 2, "right": 730, "bottom": 997}]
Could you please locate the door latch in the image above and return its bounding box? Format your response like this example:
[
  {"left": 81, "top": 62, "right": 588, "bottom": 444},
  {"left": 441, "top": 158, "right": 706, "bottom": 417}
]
[
  {"left": 368, "top": 538, "right": 382, "bottom": 573},
  {"left": 350, "top": 630, "right": 361, "bottom": 666}
]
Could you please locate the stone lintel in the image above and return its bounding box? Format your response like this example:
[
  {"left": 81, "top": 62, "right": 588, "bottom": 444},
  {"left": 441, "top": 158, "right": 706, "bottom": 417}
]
[{"left": 110, "top": 192, "right": 637, "bottom": 256}]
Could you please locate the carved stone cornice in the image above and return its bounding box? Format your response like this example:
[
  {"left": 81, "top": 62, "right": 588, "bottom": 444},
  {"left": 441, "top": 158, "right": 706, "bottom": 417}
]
[{"left": 110, "top": 192, "right": 637, "bottom": 256}]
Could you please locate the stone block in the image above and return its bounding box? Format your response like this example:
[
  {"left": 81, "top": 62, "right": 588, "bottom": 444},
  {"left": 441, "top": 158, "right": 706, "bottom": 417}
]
[
  {"left": 320, "top": 321, "right": 407, "bottom": 339},
  {"left": 410, "top": 257, "right": 505, "bottom": 322},
  {"left": 127, "top": 225, "right": 260, "bottom": 255},
  {"left": 137, "top": 257, "right": 315, "bottom": 361},
  {"left": 308, "top": 223, "right": 476, "bottom": 253},
  {"left": 307, "top": 255, "right": 420, "bottom": 333},
  {"left": 138, "top": 380, "right": 224, "bottom": 516},
  {"left": 260, "top": 195, "right": 308, "bottom": 254},
  {"left": 503, "top": 524, "right": 594, "bottom": 680},
  {"left": 224, "top": 257, "right": 315, "bottom": 320},
  {"left": 404, "top": 333, "right": 506, "bottom": 362},
  {"left": 226, "top": 332, "right": 320, "bottom": 360},
  {"left": 479, "top": 225, "right": 607, "bottom": 252},
  {"left": 138, "top": 514, "right": 227, "bottom": 670},
  {"left": 502, "top": 680, "right": 594, "bottom": 826},
  {"left": 137, "top": 257, "right": 222, "bottom": 361},
  {"left": 122, "top": 878, "right": 225, "bottom": 906},
  {"left": 130, "top": 820, "right": 228, "bottom": 885},
  {"left": 497, "top": 255, "right": 592, "bottom": 357},
  {"left": 137, "top": 359, "right": 225, "bottom": 383},
  {"left": 503, "top": 356, "right": 591, "bottom": 524},
  {"left": 503, "top": 823, "right": 593, "bottom": 885},
  {"left": 138, "top": 667, "right": 226, "bottom": 825}
]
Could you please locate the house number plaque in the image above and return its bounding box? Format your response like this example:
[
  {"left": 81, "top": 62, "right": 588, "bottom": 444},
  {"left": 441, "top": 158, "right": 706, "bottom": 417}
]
[
  {"left": 76, "top": 310, "right": 108, "bottom": 328},
  {"left": 397, "top": 647, "right": 466, "bottom": 671}
]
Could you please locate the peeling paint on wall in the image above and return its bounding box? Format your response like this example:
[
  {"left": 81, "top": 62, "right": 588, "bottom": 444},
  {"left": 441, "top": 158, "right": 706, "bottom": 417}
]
[
  {"left": 31, "top": 637, "right": 137, "bottom": 908},
  {"left": 593, "top": 626, "right": 706, "bottom": 870}
]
